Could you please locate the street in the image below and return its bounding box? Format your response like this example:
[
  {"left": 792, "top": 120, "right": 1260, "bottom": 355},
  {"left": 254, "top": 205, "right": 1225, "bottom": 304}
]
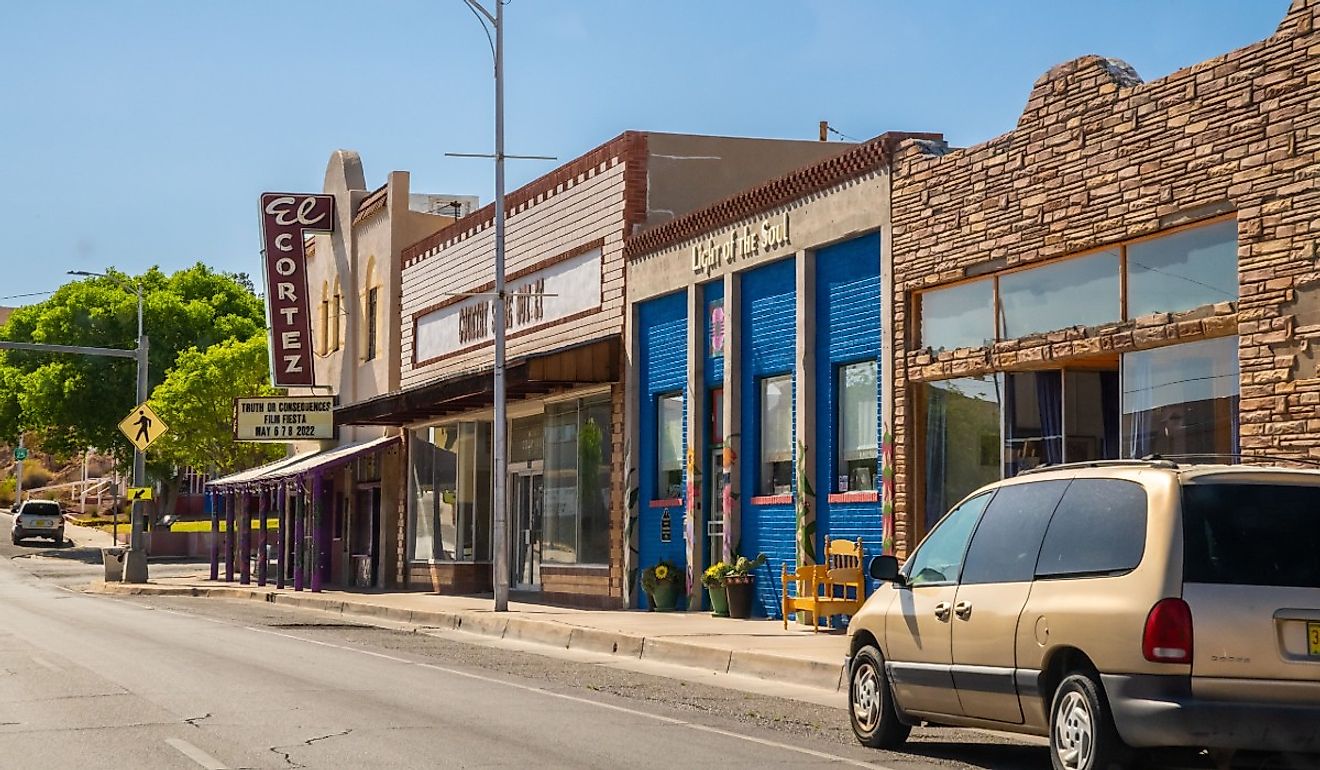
[{"left": 0, "top": 521, "right": 1048, "bottom": 770}]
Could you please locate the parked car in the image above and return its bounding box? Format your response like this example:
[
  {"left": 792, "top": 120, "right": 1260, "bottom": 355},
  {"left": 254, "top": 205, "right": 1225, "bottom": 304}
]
[
  {"left": 11, "top": 499, "right": 65, "bottom": 545},
  {"left": 846, "top": 459, "right": 1320, "bottom": 769}
]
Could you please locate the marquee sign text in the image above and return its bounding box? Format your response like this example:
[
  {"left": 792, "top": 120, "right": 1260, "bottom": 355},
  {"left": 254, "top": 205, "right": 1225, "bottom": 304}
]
[{"left": 260, "top": 193, "right": 336, "bottom": 387}]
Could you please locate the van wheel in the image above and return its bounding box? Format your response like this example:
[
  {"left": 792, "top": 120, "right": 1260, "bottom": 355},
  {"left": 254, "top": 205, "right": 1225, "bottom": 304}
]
[
  {"left": 849, "top": 644, "right": 910, "bottom": 749},
  {"left": 1049, "top": 673, "right": 1132, "bottom": 770}
]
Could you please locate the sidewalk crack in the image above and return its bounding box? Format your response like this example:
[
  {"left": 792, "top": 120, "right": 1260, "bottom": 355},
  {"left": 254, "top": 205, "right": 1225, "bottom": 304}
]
[
  {"left": 182, "top": 712, "right": 212, "bottom": 727},
  {"left": 270, "top": 729, "right": 353, "bottom": 767}
]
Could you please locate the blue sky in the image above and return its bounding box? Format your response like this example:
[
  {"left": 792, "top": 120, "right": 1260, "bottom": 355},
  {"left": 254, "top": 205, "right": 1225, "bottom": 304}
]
[{"left": 0, "top": 1, "right": 1291, "bottom": 303}]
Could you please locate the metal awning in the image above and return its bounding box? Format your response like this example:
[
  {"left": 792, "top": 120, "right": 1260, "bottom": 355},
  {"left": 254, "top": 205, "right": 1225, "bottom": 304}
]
[
  {"left": 205, "top": 434, "right": 400, "bottom": 492},
  {"left": 335, "top": 336, "right": 621, "bottom": 427}
]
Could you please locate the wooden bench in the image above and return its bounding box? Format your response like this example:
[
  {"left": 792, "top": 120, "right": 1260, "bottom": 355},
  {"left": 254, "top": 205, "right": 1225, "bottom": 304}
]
[{"left": 781, "top": 538, "right": 867, "bottom": 631}]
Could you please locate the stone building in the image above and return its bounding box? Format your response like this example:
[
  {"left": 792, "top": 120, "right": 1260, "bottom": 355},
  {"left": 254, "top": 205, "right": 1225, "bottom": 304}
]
[{"left": 889, "top": 0, "right": 1319, "bottom": 553}]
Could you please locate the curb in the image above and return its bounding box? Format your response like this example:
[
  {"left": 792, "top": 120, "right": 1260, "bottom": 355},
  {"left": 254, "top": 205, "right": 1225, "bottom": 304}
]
[{"left": 92, "top": 582, "right": 845, "bottom": 693}]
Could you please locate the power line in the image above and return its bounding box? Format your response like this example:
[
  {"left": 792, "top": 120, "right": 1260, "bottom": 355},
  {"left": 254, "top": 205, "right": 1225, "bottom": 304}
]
[{"left": 0, "top": 290, "right": 56, "bottom": 301}]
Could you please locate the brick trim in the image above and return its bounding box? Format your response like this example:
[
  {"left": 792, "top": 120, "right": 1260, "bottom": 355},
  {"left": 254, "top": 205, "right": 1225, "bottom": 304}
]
[
  {"left": 623, "top": 131, "right": 942, "bottom": 260},
  {"left": 540, "top": 564, "right": 610, "bottom": 577},
  {"left": 827, "top": 491, "right": 879, "bottom": 504},
  {"left": 749, "top": 494, "right": 793, "bottom": 506},
  {"left": 352, "top": 183, "right": 389, "bottom": 227},
  {"left": 402, "top": 133, "right": 644, "bottom": 267},
  {"left": 649, "top": 498, "right": 682, "bottom": 509}
]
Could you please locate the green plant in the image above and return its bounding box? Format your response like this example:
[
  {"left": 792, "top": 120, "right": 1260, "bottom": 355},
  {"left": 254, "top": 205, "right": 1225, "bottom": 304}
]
[
  {"left": 21, "top": 465, "right": 52, "bottom": 489},
  {"left": 727, "top": 552, "right": 767, "bottom": 578},
  {"left": 641, "top": 560, "right": 682, "bottom": 594},
  {"left": 702, "top": 561, "right": 732, "bottom": 587}
]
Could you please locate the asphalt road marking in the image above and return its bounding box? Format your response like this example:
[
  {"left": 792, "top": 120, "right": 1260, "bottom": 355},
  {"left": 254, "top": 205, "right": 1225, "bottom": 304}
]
[
  {"left": 29, "top": 655, "right": 61, "bottom": 672},
  {"left": 165, "top": 737, "right": 227, "bottom": 770},
  {"left": 243, "top": 624, "right": 897, "bottom": 769}
]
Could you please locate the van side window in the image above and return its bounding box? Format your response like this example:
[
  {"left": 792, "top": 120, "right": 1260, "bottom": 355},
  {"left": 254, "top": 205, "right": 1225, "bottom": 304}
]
[
  {"left": 1035, "top": 478, "right": 1147, "bottom": 579},
  {"left": 905, "top": 492, "right": 992, "bottom": 586},
  {"left": 960, "top": 480, "right": 1068, "bottom": 585}
]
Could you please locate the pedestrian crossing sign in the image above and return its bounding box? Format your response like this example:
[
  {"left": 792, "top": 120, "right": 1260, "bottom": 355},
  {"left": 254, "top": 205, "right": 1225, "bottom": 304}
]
[{"left": 118, "top": 402, "right": 169, "bottom": 452}]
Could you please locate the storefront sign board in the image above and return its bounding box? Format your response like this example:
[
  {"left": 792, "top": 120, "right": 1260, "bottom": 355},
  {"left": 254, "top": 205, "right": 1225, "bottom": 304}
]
[
  {"left": 260, "top": 193, "right": 335, "bottom": 387},
  {"left": 233, "top": 396, "right": 335, "bottom": 441}
]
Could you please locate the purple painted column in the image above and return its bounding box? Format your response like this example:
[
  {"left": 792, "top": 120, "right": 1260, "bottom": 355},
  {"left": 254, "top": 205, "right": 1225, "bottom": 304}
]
[
  {"left": 209, "top": 492, "right": 219, "bottom": 581},
  {"left": 276, "top": 484, "right": 286, "bottom": 590},
  {"left": 224, "top": 491, "right": 235, "bottom": 582},
  {"left": 257, "top": 487, "right": 269, "bottom": 587},
  {"left": 311, "top": 473, "right": 324, "bottom": 593},
  {"left": 293, "top": 486, "right": 305, "bottom": 591},
  {"left": 239, "top": 492, "right": 251, "bottom": 585}
]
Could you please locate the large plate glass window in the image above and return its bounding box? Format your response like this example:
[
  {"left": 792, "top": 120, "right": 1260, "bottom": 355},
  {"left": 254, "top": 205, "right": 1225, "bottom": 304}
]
[
  {"left": 997, "top": 250, "right": 1120, "bottom": 339},
  {"left": 923, "top": 376, "right": 1001, "bottom": 535},
  {"left": 760, "top": 374, "right": 793, "bottom": 496},
  {"left": 408, "top": 421, "right": 491, "bottom": 562},
  {"left": 837, "top": 361, "right": 878, "bottom": 492},
  {"left": 1122, "top": 336, "right": 1239, "bottom": 459},
  {"left": 543, "top": 395, "right": 612, "bottom": 565},
  {"left": 656, "top": 393, "right": 684, "bottom": 499},
  {"left": 921, "top": 278, "right": 994, "bottom": 352},
  {"left": 1127, "top": 220, "right": 1237, "bottom": 318}
]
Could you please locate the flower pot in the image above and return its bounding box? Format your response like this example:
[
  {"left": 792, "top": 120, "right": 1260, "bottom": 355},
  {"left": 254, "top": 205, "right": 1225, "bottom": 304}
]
[
  {"left": 724, "top": 575, "right": 754, "bottom": 619},
  {"left": 649, "top": 580, "right": 680, "bottom": 611},
  {"left": 706, "top": 583, "right": 729, "bottom": 617}
]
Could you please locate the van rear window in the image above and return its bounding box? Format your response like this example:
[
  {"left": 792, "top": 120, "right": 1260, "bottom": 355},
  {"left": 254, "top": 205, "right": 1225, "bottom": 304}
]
[
  {"left": 1183, "top": 483, "right": 1320, "bottom": 589},
  {"left": 22, "top": 501, "right": 60, "bottom": 515}
]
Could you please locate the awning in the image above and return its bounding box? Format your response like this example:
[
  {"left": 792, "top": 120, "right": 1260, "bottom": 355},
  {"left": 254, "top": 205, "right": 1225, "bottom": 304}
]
[
  {"left": 205, "top": 434, "right": 400, "bottom": 492},
  {"left": 335, "top": 336, "right": 621, "bottom": 427}
]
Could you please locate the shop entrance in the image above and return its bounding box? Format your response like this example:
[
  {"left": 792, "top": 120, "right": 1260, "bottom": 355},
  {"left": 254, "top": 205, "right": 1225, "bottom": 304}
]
[{"left": 510, "top": 467, "right": 543, "bottom": 589}]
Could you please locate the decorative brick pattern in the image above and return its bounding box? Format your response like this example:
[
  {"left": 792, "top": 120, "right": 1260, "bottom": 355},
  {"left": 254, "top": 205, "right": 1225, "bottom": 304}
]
[{"left": 889, "top": 0, "right": 1320, "bottom": 557}]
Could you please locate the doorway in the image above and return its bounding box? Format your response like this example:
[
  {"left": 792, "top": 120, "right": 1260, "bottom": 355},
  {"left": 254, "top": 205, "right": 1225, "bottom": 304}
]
[
  {"left": 353, "top": 486, "right": 381, "bottom": 588},
  {"left": 510, "top": 467, "right": 543, "bottom": 589}
]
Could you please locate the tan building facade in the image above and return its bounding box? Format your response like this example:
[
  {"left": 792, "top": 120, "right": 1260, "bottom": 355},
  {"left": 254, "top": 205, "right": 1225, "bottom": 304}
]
[
  {"left": 339, "top": 131, "right": 856, "bottom": 606},
  {"left": 889, "top": 0, "right": 1319, "bottom": 554}
]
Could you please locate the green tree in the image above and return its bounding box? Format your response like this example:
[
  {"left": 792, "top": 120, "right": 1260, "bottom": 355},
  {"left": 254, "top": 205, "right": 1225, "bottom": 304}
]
[
  {"left": 148, "top": 335, "right": 285, "bottom": 478},
  {"left": 0, "top": 263, "right": 266, "bottom": 461}
]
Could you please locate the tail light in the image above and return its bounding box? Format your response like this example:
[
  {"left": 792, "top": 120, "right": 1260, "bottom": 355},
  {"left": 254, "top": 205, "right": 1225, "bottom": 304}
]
[{"left": 1143, "top": 598, "right": 1193, "bottom": 664}]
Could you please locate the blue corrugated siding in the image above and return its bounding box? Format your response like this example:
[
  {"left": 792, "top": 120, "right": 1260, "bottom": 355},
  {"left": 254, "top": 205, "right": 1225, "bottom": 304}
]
[
  {"left": 739, "top": 258, "right": 796, "bottom": 618},
  {"left": 814, "top": 234, "right": 883, "bottom": 597},
  {"left": 638, "top": 291, "right": 688, "bottom": 608}
]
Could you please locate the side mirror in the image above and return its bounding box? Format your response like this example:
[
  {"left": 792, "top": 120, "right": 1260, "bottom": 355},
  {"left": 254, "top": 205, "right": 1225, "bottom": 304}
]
[{"left": 869, "top": 554, "right": 902, "bottom": 583}]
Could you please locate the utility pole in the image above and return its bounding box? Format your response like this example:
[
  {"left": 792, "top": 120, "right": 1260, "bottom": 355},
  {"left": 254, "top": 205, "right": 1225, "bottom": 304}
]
[{"left": 13, "top": 433, "right": 24, "bottom": 504}]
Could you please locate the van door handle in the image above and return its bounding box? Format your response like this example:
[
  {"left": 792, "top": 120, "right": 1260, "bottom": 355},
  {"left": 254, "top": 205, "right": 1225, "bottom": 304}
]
[
  {"left": 954, "top": 601, "right": 973, "bottom": 619},
  {"left": 934, "top": 602, "right": 952, "bottom": 621}
]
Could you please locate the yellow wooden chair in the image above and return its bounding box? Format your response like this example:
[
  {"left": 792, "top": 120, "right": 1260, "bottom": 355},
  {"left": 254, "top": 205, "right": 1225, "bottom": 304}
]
[{"left": 782, "top": 538, "right": 867, "bottom": 631}]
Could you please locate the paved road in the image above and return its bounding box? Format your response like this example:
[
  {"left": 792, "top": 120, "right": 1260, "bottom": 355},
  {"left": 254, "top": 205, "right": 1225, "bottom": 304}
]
[{"left": 0, "top": 528, "right": 1056, "bottom": 769}]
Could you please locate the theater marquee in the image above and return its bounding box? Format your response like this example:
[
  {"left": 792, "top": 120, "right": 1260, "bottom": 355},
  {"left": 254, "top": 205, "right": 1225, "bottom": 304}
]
[
  {"left": 233, "top": 396, "right": 336, "bottom": 441},
  {"left": 260, "top": 193, "right": 335, "bottom": 387}
]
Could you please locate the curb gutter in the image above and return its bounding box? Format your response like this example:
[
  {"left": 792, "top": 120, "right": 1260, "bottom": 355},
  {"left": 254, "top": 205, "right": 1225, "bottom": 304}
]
[{"left": 93, "top": 583, "right": 845, "bottom": 693}]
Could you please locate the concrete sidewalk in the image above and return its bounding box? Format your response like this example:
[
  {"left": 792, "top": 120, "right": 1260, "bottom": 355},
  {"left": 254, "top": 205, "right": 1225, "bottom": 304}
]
[{"left": 92, "top": 571, "right": 852, "bottom": 695}]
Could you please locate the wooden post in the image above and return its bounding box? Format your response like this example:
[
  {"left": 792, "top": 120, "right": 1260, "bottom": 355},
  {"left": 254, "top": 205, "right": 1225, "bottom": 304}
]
[{"left": 224, "top": 491, "right": 235, "bottom": 582}]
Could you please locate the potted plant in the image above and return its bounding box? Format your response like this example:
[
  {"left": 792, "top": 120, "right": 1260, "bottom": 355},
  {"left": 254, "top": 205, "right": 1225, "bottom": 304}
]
[
  {"left": 723, "top": 553, "right": 767, "bottom": 619},
  {"left": 642, "top": 560, "right": 683, "bottom": 611},
  {"left": 702, "top": 561, "right": 732, "bottom": 617}
]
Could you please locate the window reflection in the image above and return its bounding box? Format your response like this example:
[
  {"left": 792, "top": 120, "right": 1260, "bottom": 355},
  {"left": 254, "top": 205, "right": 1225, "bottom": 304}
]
[
  {"left": 923, "top": 376, "right": 1001, "bottom": 534},
  {"left": 1127, "top": 220, "right": 1237, "bottom": 318},
  {"left": 1122, "top": 336, "right": 1239, "bottom": 459},
  {"left": 998, "top": 250, "right": 1120, "bottom": 338},
  {"left": 921, "top": 278, "right": 994, "bottom": 351}
]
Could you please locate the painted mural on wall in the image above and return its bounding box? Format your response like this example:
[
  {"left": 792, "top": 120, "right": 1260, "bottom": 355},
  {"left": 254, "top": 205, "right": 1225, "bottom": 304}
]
[
  {"left": 685, "top": 442, "right": 700, "bottom": 598},
  {"left": 795, "top": 439, "right": 818, "bottom": 566},
  {"left": 721, "top": 434, "right": 739, "bottom": 562},
  {"left": 623, "top": 449, "right": 640, "bottom": 607},
  {"left": 881, "top": 424, "right": 895, "bottom": 555}
]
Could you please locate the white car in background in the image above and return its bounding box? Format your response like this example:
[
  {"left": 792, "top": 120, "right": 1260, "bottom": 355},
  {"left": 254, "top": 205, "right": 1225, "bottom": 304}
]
[{"left": 10, "top": 499, "right": 65, "bottom": 545}]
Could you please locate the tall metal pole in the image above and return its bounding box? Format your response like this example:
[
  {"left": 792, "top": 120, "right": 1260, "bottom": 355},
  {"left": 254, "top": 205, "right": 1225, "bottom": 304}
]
[
  {"left": 122, "top": 322, "right": 150, "bottom": 583},
  {"left": 491, "top": 0, "right": 509, "bottom": 612},
  {"left": 13, "top": 433, "right": 24, "bottom": 504}
]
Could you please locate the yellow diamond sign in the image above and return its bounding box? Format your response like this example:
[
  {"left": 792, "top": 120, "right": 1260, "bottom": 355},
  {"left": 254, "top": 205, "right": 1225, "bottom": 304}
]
[{"left": 118, "top": 402, "right": 169, "bottom": 452}]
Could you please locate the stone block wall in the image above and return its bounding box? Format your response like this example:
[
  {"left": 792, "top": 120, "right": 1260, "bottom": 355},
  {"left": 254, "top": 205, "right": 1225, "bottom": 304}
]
[{"left": 888, "top": 0, "right": 1320, "bottom": 555}]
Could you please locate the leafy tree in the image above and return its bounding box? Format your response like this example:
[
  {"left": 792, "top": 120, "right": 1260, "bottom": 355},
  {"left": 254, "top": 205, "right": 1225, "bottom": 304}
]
[
  {"left": 148, "top": 335, "right": 285, "bottom": 477},
  {"left": 0, "top": 263, "right": 266, "bottom": 463}
]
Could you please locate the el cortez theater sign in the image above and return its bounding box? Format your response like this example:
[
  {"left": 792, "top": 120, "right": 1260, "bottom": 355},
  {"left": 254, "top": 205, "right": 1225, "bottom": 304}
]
[{"left": 259, "top": 193, "right": 336, "bottom": 387}]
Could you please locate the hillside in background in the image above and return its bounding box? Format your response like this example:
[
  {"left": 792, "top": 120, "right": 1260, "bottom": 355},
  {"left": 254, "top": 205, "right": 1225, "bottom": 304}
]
[{"left": 0, "top": 444, "right": 118, "bottom": 510}]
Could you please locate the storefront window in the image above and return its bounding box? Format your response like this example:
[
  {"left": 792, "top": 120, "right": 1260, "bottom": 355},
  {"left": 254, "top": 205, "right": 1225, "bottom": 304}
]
[
  {"left": 837, "top": 361, "right": 878, "bottom": 492},
  {"left": 656, "top": 393, "right": 684, "bottom": 499},
  {"left": 923, "top": 376, "right": 1001, "bottom": 534},
  {"left": 1003, "top": 371, "right": 1063, "bottom": 476},
  {"left": 921, "top": 278, "right": 994, "bottom": 351},
  {"left": 760, "top": 374, "right": 793, "bottom": 496},
  {"left": 1127, "top": 220, "right": 1237, "bottom": 318},
  {"left": 543, "top": 396, "right": 612, "bottom": 565},
  {"left": 998, "top": 250, "right": 1120, "bottom": 339},
  {"left": 408, "top": 421, "right": 491, "bottom": 563},
  {"left": 1122, "top": 336, "right": 1239, "bottom": 459}
]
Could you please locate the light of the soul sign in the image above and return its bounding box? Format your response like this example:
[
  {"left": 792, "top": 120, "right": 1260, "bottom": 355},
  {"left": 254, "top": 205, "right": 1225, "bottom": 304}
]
[{"left": 260, "top": 193, "right": 335, "bottom": 387}]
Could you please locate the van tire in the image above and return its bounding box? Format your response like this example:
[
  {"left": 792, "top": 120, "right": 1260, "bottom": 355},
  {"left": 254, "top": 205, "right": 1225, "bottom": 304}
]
[
  {"left": 848, "top": 644, "right": 910, "bottom": 749},
  {"left": 1049, "top": 672, "right": 1132, "bottom": 770}
]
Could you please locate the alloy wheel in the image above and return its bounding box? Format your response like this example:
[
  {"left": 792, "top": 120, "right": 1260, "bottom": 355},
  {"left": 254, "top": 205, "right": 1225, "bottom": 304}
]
[
  {"left": 1053, "top": 690, "right": 1094, "bottom": 770},
  {"left": 851, "top": 660, "right": 881, "bottom": 733}
]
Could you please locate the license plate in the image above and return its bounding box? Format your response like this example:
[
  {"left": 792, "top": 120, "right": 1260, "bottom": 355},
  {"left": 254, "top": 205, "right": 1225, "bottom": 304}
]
[
  {"left": 1309, "top": 622, "right": 1320, "bottom": 657},
  {"left": 34, "top": 520, "right": 49, "bottom": 528}
]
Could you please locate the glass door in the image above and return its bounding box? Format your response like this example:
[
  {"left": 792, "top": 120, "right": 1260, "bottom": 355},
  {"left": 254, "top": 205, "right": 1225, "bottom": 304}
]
[{"left": 511, "top": 467, "right": 543, "bottom": 589}]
